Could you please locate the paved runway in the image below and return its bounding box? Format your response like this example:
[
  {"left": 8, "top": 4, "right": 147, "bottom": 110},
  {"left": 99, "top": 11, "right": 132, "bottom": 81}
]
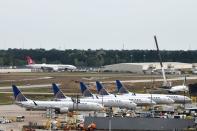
[
  {"left": 0, "top": 83, "right": 60, "bottom": 90},
  {"left": 0, "top": 76, "right": 53, "bottom": 82},
  {"left": 99, "top": 76, "right": 197, "bottom": 84}
]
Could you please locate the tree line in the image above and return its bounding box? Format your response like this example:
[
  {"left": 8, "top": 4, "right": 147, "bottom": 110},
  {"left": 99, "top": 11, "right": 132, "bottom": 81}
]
[{"left": 0, "top": 48, "right": 196, "bottom": 67}]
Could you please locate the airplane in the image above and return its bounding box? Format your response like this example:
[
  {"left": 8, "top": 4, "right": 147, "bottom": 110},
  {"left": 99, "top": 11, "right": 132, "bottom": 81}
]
[
  {"left": 154, "top": 36, "right": 189, "bottom": 92},
  {"left": 116, "top": 80, "right": 191, "bottom": 104},
  {"left": 116, "top": 80, "right": 175, "bottom": 104},
  {"left": 95, "top": 81, "right": 156, "bottom": 106},
  {"left": 168, "top": 76, "right": 189, "bottom": 93},
  {"left": 12, "top": 85, "right": 104, "bottom": 113},
  {"left": 52, "top": 83, "right": 137, "bottom": 109},
  {"left": 25, "top": 56, "right": 77, "bottom": 71}
]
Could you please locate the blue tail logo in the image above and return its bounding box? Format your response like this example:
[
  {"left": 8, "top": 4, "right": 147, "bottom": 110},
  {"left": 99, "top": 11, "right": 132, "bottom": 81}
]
[
  {"left": 52, "top": 83, "right": 66, "bottom": 99},
  {"left": 12, "top": 85, "right": 27, "bottom": 102},
  {"left": 116, "top": 80, "right": 129, "bottom": 94},
  {"left": 96, "top": 81, "right": 109, "bottom": 95},
  {"left": 80, "top": 82, "right": 93, "bottom": 97}
]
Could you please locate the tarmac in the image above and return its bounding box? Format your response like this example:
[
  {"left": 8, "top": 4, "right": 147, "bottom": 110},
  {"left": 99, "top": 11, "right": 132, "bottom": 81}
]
[
  {"left": 0, "top": 105, "right": 46, "bottom": 131},
  {"left": 98, "top": 76, "right": 197, "bottom": 84}
]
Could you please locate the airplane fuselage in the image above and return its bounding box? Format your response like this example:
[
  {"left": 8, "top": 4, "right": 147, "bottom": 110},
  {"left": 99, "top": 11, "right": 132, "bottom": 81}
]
[
  {"left": 16, "top": 99, "right": 103, "bottom": 112},
  {"left": 26, "top": 63, "right": 77, "bottom": 71},
  {"left": 57, "top": 97, "right": 137, "bottom": 109},
  {"left": 169, "top": 85, "right": 189, "bottom": 92},
  {"left": 118, "top": 93, "right": 175, "bottom": 104},
  {"left": 95, "top": 94, "right": 156, "bottom": 106}
]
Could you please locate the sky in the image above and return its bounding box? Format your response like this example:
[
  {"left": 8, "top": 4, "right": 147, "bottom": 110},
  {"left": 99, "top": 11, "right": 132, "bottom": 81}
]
[{"left": 0, "top": 0, "right": 197, "bottom": 50}]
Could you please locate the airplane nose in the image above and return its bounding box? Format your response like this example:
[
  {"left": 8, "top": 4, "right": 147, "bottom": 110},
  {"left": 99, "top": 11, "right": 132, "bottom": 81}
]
[
  {"left": 96, "top": 104, "right": 104, "bottom": 111},
  {"left": 100, "top": 105, "right": 105, "bottom": 110},
  {"left": 185, "top": 97, "right": 192, "bottom": 102}
]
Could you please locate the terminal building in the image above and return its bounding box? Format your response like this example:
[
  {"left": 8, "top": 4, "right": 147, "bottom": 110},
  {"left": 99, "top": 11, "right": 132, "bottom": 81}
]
[{"left": 102, "top": 62, "right": 193, "bottom": 74}]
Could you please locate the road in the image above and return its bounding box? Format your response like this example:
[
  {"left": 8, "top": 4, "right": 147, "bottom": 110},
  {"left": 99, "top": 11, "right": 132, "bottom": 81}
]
[
  {"left": 0, "top": 83, "right": 60, "bottom": 90},
  {"left": 0, "top": 76, "right": 53, "bottom": 82}
]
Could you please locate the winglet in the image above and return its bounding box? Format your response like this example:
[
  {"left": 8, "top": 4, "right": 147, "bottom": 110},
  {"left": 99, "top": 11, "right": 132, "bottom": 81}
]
[
  {"left": 96, "top": 81, "right": 109, "bottom": 95},
  {"left": 52, "top": 83, "right": 66, "bottom": 99},
  {"left": 115, "top": 80, "right": 129, "bottom": 94},
  {"left": 12, "top": 85, "right": 27, "bottom": 101},
  {"left": 79, "top": 82, "right": 93, "bottom": 97}
]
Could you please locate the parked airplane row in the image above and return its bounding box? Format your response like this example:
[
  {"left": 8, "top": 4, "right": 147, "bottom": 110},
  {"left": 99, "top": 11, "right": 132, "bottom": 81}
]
[
  {"left": 12, "top": 80, "right": 191, "bottom": 113},
  {"left": 79, "top": 80, "right": 190, "bottom": 104},
  {"left": 12, "top": 85, "right": 103, "bottom": 113}
]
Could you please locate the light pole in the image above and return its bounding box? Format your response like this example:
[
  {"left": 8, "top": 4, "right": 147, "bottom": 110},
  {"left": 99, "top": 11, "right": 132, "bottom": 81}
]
[{"left": 130, "top": 55, "right": 133, "bottom": 63}]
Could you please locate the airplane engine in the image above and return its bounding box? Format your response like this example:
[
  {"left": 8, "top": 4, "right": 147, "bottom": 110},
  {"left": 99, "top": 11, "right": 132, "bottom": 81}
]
[
  {"left": 53, "top": 67, "right": 59, "bottom": 72},
  {"left": 59, "top": 107, "right": 69, "bottom": 113}
]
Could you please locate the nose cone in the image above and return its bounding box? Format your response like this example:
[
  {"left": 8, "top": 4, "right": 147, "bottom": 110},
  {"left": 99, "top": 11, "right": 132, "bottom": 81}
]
[
  {"left": 72, "top": 66, "right": 77, "bottom": 70},
  {"left": 185, "top": 96, "right": 192, "bottom": 103},
  {"left": 98, "top": 104, "right": 104, "bottom": 111},
  {"left": 185, "top": 86, "right": 189, "bottom": 91}
]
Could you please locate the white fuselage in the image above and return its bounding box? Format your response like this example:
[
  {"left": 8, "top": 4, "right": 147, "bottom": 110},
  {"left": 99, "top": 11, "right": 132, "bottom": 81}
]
[
  {"left": 94, "top": 94, "right": 156, "bottom": 106},
  {"left": 117, "top": 95, "right": 156, "bottom": 106},
  {"left": 57, "top": 97, "right": 137, "bottom": 109},
  {"left": 169, "top": 85, "right": 189, "bottom": 92},
  {"left": 160, "top": 94, "right": 191, "bottom": 104},
  {"left": 118, "top": 93, "right": 175, "bottom": 104},
  {"left": 16, "top": 99, "right": 103, "bottom": 112},
  {"left": 26, "top": 63, "right": 77, "bottom": 71}
]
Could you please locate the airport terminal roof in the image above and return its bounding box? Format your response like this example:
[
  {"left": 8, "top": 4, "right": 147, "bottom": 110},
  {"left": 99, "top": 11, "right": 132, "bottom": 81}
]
[
  {"left": 125, "top": 62, "right": 193, "bottom": 70},
  {"left": 103, "top": 62, "right": 193, "bottom": 72}
]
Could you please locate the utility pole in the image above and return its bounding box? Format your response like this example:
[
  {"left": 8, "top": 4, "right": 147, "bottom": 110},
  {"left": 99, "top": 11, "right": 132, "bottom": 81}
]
[
  {"left": 130, "top": 55, "right": 133, "bottom": 63},
  {"left": 143, "top": 54, "right": 146, "bottom": 62}
]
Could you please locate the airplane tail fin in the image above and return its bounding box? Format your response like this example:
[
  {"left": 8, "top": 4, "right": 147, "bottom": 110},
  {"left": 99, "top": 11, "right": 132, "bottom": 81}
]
[
  {"left": 52, "top": 83, "right": 66, "bottom": 99},
  {"left": 26, "top": 56, "right": 35, "bottom": 65},
  {"left": 12, "top": 85, "right": 28, "bottom": 102},
  {"left": 96, "top": 81, "right": 109, "bottom": 95},
  {"left": 116, "top": 80, "right": 129, "bottom": 94},
  {"left": 79, "top": 82, "right": 93, "bottom": 97}
]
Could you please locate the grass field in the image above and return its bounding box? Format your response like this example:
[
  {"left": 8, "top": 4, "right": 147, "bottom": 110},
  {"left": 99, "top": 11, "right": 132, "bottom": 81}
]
[
  {"left": 0, "top": 93, "right": 13, "bottom": 105},
  {"left": 0, "top": 72, "right": 196, "bottom": 104}
]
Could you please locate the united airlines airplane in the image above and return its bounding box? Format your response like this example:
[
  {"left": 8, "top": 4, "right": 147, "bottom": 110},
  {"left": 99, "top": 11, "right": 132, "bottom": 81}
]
[
  {"left": 12, "top": 85, "right": 103, "bottom": 113},
  {"left": 95, "top": 81, "right": 156, "bottom": 106},
  {"left": 52, "top": 83, "right": 137, "bottom": 109},
  {"left": 116, "top": 80, "right": 191, "bottom": 104}
]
